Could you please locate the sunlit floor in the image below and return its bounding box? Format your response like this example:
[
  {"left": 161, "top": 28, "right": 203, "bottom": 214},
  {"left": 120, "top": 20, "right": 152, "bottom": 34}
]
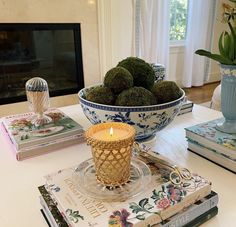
[{"left": 183, "top": 82, "right": 220, "bottom": 104}]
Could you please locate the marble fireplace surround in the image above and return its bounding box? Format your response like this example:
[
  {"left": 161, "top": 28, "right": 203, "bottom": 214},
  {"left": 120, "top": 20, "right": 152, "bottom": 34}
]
[{"left": 0, "top": 0, "right": 101, "bottom": 116}]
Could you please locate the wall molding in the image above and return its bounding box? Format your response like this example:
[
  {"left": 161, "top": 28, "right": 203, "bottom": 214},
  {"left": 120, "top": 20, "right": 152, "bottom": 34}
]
[{"left": 97, "top": 0, "right": 112, "bottom": 80}]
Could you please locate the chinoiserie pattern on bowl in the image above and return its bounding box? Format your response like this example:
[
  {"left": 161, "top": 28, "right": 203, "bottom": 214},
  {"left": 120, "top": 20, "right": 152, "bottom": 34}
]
[
  {"left": 150, "top": 63, "right": 166, "bottom": 81},
  {"left": 78, "top": 85, "right": 185, "bottom": 140}
]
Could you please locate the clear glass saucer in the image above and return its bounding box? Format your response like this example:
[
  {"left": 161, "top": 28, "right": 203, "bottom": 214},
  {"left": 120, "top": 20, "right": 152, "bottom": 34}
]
[{"left": 72, "top": 158, "right": 151, "bottom": 202}]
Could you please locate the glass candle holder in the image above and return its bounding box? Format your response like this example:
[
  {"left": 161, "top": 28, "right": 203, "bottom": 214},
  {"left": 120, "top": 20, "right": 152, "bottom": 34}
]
[
  {"left": 25, "top": 77, "right": 52, "bottom": 127},
  {"left": 85, "top": 122, "right": 136, "bottom": 187}
]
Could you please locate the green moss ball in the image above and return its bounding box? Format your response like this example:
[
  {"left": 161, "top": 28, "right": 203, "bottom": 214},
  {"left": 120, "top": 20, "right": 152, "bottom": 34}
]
[
  {"left": 86, "top": 86, "right": 115, "bottom": 105},
  {"left": 104, "top": 66, "right": 133, "bottom": 93},
  {"left": 115, "top": 87, "right": 157, "bottom": 106},
  {"left": 117, "top": 57, "right": 155, "bottom": 90},
  {"left": 151, "top": 81, "right": 183, "bottom": 104}
]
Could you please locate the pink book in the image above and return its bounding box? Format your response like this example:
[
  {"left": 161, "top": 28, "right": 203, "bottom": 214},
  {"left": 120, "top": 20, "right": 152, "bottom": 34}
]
[
  {"left": 1, "top": 108, "right": 84, "bottom": 150},
  {"left": 1, "top": 108, "right": 85, "bottom": 160}
]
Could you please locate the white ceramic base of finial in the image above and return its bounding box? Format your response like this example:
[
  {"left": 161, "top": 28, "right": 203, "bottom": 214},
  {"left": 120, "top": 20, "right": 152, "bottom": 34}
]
[{"left": 31, "top": 113, "right": 52, "bottom": 127}]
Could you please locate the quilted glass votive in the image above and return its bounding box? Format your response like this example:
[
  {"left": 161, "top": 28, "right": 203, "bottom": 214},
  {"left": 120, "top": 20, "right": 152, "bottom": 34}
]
[{"left": 85, "top": 122, "right": 135, "bottom": 187}]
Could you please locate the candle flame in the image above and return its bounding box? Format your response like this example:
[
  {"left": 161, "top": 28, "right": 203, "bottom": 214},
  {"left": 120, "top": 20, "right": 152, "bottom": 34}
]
[{"left": 110, "top": 127, "right": 113, "bottom": 137}]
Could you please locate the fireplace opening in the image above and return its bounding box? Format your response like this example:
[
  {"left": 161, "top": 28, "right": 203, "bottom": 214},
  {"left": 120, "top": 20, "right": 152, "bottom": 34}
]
[{"left": 0, "top": 23, "right": 84, "bottom": 105}]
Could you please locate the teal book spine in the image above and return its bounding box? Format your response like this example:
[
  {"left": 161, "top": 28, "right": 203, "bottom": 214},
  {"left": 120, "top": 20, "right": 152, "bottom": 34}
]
[
  {"left": 184, "top": 206, "right": 218, "bottom": 227},
  {"left": 160, "top": 191, "right": 218, "bottom": 227}
]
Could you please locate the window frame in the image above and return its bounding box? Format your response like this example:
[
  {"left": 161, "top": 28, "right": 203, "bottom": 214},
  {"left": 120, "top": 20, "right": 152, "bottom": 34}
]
[{"left": 169, "top": 0, "right": 189, "bottom": 46}]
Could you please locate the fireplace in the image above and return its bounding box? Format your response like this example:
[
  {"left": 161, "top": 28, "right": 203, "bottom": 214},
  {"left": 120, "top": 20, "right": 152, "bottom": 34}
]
[{"left": 0, "top": 23, "right": 84, "bottom": 104}]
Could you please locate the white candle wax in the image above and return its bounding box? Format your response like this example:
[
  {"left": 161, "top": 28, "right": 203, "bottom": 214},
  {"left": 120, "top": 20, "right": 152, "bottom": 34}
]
[{"left": 92, "top": 127, "right": 130, "bottom": 141}]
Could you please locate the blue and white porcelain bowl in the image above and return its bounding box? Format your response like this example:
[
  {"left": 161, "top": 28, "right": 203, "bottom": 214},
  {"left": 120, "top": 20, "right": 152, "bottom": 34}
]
[
  {"left": 150, "top": 63, "right": 166, "bottom": 82},
  {"left": 78, "top": 85, "right": 185, "bottom": 140}
]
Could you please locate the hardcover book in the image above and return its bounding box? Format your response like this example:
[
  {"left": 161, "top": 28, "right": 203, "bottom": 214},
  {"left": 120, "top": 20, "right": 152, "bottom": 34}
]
[
  {"left": 1, "top": 108, "right": 84, "bottom": 150},
  {"left": 1, "top": 109, "right": 85, "bottom": 160},
  {"left": 38, "top": 184, "right": 218, "bottom": 227},
  {"left": 161, "top": 191, "right": 218, "bottom": 227},
  {"left": 39, "top": 185, "right": 68, "bottom": 227},
  {"left": 1, "top": 125, "right": 84, "bottom": 161},
  {"left": 43, "top": 151, "right": 212, "bottom": 227},
  {"left": 185, "top": 118, "right": 236, "bottom": 160},
  {"left": 187, "top": 139, "right": 236, "bottom": 174},
  {"left": 40, "top": 206, "right": 218, "bottom": 227},
  {"left": 184, "top": 206, "right": 218, "bottom": 227},
  {"left": 178, "top": 100, "right": 194, "bottom": 116}
]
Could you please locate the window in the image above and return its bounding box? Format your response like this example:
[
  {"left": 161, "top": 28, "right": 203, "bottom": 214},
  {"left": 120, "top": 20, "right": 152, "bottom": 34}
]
[{"left": 170, "top": 0, "right": 189, "bottom": 42}]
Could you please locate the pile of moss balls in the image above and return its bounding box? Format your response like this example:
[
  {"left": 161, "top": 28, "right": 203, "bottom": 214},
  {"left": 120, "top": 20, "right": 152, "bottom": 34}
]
[{"left": 85, "top": 57, "right": 183, "bottom": 106}]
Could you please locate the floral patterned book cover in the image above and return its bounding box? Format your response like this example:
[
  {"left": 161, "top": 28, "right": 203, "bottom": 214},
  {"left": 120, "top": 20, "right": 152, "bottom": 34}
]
[
  {"left": 185, "top": 118, "right": 236, "bottom": 159},
  {"left": 1, "top": 109, "right": 84, "bottom": 150},
  {"left": 44, "top": 152, "right": 212, "bottom": 227},
  {"left": 39, "top": 185, "right": 218, "bottom": 227}
]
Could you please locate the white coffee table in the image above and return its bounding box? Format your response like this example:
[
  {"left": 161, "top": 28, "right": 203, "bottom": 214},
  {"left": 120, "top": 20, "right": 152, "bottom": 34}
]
[{"left": 0, "top": 104, "right": 234, "bottom": 227}]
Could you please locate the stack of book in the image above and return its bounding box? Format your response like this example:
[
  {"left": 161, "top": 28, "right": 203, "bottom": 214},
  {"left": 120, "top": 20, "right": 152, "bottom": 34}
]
[
  {"left": 38, "top": 150, "right": 218, "bottom": 227},
  {"left": 185, "top": 118, "right": 236, "bottom": 173},
  {"left": 178, "top": 100, "right": 194, "bottom": 116},
  {"left": 1, "top": 108, "right": 84, "bottom": 160}
]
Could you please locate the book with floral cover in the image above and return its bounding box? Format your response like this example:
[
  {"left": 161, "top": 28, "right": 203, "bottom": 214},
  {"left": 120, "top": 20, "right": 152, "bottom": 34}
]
[
  {"left": 1, "top": 108, "right": 84, "bottom": 150},
  {"left": 38, "top": 184, "right": 218, "bottom": 227},
  {"left": 185, "top": 118, "right": 236, "bottom": 160},
  {"left": 43, "top": 150, "right": 212, "bottom": 227},
  {"left": 1, "top": 125, "right": 84, "bottom": 161},
  {"left": 1, "top": 108, "right": 85, "bottom": 160},
  {"left": 40, "top": 205, "right": 218, "bottom": 227}
]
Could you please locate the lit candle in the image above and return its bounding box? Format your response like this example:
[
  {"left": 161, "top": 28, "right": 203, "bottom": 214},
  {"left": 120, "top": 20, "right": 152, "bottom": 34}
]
[
  {"left": 110, "top": 127, "right": 113, "bottom": 137},
  {"left": 85, "top": 122, "right": 136, "bottom": 186},
  {"left": 92, "top": 125, "right": 131, "bottom": 141}
]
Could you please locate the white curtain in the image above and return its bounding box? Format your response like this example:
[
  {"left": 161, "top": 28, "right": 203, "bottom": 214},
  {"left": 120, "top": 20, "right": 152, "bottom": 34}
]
[
  {"left": 182, "top": 0, "right": 217, "bottom": 87},
  {"left": 135, "top": 0, "right": 170, "bottom": 78}
]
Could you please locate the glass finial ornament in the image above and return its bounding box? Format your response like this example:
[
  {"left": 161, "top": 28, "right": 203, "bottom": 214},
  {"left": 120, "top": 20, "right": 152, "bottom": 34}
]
[{"left": 25, "top": 77, "right": 52, "bottom": 127}]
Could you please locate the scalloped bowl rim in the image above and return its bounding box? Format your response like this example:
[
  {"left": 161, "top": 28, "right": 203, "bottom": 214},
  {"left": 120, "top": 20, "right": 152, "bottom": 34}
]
[{"left": 78, "top": 84, "right": 185, "bottom": 110}]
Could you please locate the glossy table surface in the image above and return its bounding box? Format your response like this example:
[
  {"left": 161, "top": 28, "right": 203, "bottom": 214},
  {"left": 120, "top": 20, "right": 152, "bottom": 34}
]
[{"left": 0, "top": 104, "right": 234, "bottom": 227}]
